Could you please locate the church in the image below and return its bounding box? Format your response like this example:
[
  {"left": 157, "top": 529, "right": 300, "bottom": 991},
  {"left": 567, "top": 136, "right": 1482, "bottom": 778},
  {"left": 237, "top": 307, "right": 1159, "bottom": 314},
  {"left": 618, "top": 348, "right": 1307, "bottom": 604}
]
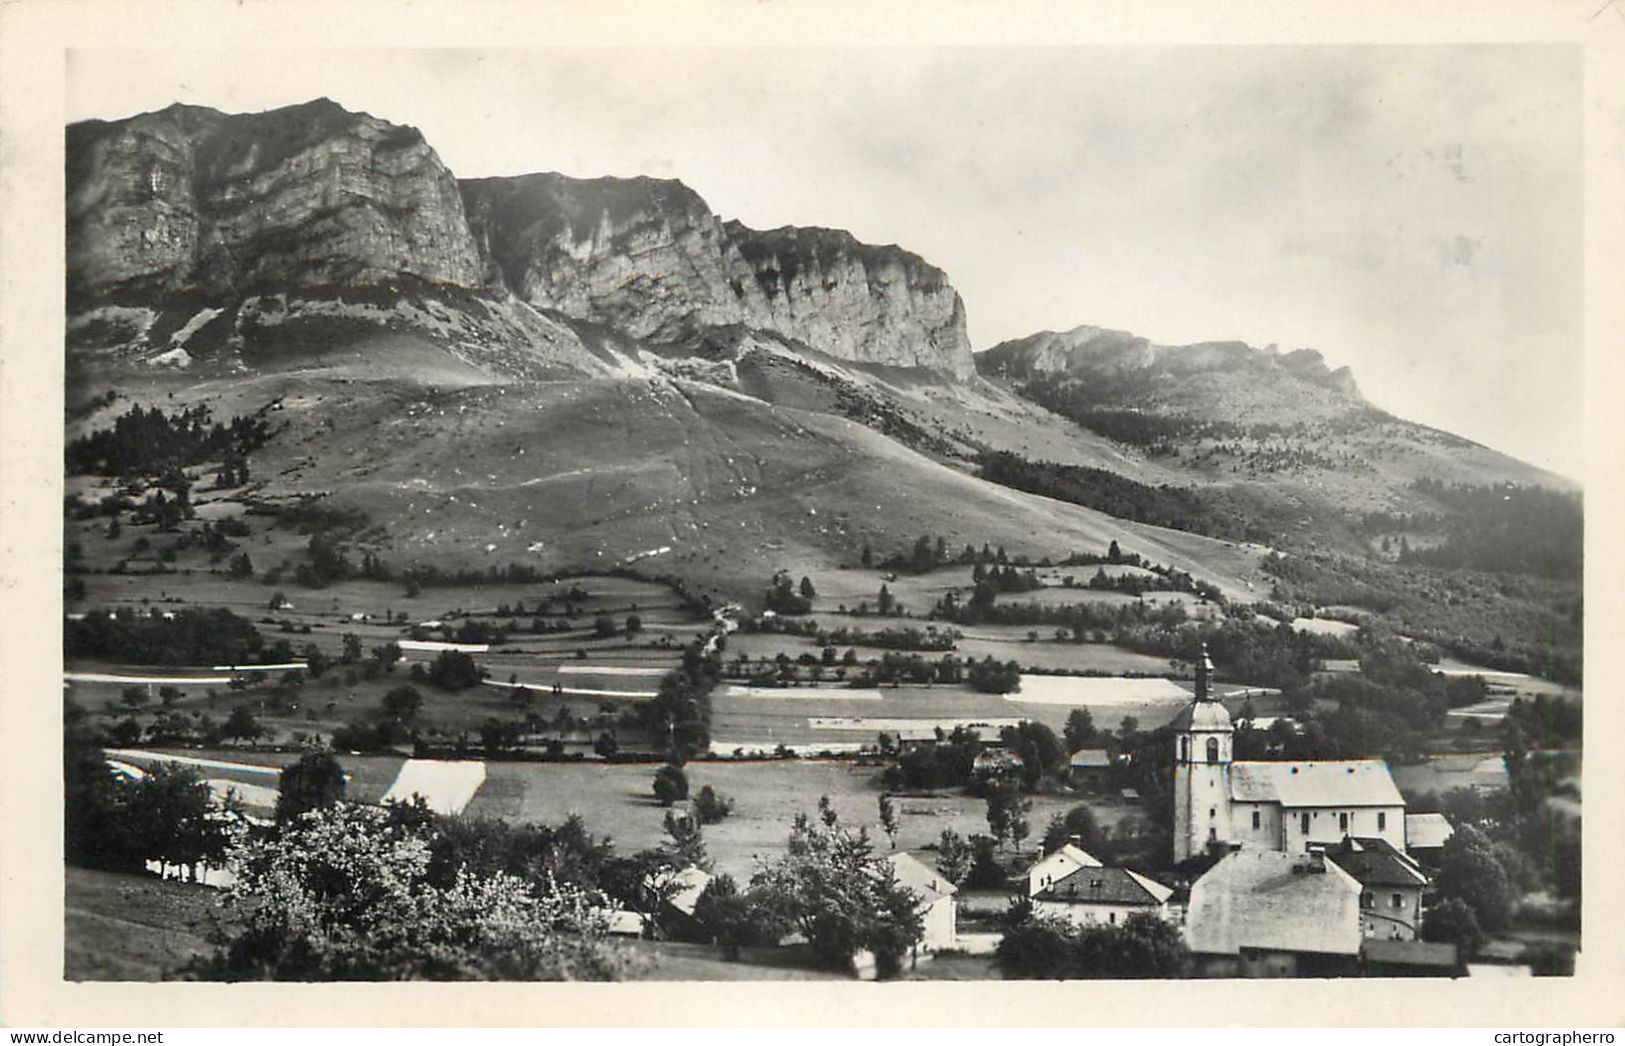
[{"left": 1171, "top": 646, "right": 1408, "bottom": 862}]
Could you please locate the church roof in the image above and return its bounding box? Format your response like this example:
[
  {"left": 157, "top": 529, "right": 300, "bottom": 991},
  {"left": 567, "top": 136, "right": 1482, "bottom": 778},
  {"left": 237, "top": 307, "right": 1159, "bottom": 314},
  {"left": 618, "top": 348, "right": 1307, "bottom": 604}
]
[{"left": 1229, "top": 759, "right": 1404, "bottom": 808}]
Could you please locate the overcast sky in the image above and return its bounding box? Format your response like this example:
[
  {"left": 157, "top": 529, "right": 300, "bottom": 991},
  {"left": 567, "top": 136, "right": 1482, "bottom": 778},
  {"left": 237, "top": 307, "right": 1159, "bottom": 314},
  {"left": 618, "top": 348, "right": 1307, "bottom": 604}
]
[{"left": 67, "top": 46, "right": 1582, "bottom": 479}]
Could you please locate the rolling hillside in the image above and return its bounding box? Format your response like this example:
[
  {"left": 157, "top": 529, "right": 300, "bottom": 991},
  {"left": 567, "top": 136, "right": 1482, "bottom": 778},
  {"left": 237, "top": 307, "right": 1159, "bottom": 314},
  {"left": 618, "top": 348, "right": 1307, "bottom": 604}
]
[{"left": 63, "top": 97, "right": 1579, "bottom": 670}]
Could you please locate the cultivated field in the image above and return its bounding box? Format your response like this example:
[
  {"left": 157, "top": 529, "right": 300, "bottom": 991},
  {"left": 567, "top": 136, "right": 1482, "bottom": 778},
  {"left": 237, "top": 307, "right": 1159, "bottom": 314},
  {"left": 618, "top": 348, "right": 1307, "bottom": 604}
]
[
  {"left": 1291, "top": 617, "right": 1361, "bottom": 637},
  {"left": 63, "top": 556, "right": 691, "bottom": 743},
  {"left": 464, "top": 758, "right": 1144, "bottom": 881},
  {"left": 1391, "top": 751, "right": 1511, "bottom": 796},
  {"left": 1432, "top": 657, "right": 1580, "bottom": 698},
  {"left": 118, "top": 747, "right": 407, "bottom": 803}
]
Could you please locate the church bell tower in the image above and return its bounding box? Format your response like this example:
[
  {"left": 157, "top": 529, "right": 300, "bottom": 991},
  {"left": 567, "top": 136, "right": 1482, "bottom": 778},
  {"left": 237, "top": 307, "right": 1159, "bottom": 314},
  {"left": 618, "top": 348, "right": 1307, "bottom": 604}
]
[{"left": 1172, "top": 643, "right": 1234, "bottom": 863}]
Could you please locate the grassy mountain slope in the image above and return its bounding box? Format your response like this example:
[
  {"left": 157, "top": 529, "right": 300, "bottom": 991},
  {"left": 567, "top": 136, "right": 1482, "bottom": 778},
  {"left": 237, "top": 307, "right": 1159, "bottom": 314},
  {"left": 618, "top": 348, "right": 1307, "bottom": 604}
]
[
  {"left": 978, "top": 325, "right": 1574, "bottom": 548},
  {"left": 67, "top": 335, "right": 1269, "bottom": 612}
]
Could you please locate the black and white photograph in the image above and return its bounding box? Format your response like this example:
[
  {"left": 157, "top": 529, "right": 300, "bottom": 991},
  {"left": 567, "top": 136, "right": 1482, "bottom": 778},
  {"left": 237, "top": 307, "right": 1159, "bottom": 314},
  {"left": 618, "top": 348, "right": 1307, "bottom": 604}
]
[{"left": 3, "top": 0, "right": 1623, "bottom": 1029}]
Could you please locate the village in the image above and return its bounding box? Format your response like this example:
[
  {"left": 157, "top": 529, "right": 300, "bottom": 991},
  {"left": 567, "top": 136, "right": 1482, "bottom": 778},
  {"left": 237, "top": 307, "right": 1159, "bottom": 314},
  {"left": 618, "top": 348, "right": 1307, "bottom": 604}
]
[
  {"left": 49, "top": 54, "right": 1585, "bottom": 985},
  {"left": 56, "top": 401, "right": 1581, "bottom": 982},
  {"left": 65, "top": 546, "right": 1577, "bottom": 982}
]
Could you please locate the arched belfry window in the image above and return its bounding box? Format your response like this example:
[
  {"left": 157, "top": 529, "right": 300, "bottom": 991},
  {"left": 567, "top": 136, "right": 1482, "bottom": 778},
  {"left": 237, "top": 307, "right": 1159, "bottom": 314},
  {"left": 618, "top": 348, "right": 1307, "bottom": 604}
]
[
  {"left": 1180, "top": 737, "right": 1190, "bottom": 762},
  {"left": 1206, "top": 737, "right": 1220, "bottom": 763}
]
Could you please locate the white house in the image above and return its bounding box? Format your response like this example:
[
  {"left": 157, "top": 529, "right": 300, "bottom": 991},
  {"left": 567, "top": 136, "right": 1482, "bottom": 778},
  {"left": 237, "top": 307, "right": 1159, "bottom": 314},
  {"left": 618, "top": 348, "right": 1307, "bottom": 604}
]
[
  {"left": 1324, "top": 837, "right": 1431, "bottom": 941},
  {"left": 1032, "top": 865, "right": 1175, "bottom": 928},
  {"left": 1026, "top": 842, "right": 1103, "bottom": 896},
  {"left": 887, "top": 851, "right": 957, "bottom": 954},
  {"left": 1173, "top": 645, "right": 1407, "bottom": 861},
  {"left": 1184, "top": 848, "right": 1364, "bottom": 977}
]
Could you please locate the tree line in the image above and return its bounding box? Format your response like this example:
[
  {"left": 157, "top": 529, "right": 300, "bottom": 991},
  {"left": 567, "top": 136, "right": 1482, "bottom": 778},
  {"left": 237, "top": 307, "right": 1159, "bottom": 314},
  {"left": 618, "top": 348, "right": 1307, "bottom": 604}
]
[
  {"left": 67, "top": 403, "right": 272, "bottom": 477},
  {"left": 978, "top": 450, "right": 1271, "bottom": 543}
]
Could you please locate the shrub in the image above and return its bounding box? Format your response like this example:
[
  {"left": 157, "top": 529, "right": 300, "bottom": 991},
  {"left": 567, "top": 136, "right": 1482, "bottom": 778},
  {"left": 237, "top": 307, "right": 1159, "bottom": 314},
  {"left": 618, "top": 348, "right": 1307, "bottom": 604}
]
[
  {"left": 653, "top": 764, "right": 689, "bottom": 807},
  {"left": 425, "top": 650, "right": 485, "bottom": 691},
  {"left": 1421, "top": 897, "right": 1483, "bottom": 960},
  {"left": 692, "top": 785, "right": 734, "bottom": 824}
]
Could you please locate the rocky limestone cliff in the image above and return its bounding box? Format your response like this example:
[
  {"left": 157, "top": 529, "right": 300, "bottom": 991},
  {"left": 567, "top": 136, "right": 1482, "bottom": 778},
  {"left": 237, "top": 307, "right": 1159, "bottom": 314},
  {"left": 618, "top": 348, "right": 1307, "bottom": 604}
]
[
  {"left": 980, "top": 324, "right": 1363, "bottom": 400},
  {"left": 68, "top": 99, "right": 976, "bottom": 377},
  {"left": 67, "top": 99, "right": 483, "bottom": 301},
  {"left": 459, "top": 173, "right": 973, "bottom": 377}
]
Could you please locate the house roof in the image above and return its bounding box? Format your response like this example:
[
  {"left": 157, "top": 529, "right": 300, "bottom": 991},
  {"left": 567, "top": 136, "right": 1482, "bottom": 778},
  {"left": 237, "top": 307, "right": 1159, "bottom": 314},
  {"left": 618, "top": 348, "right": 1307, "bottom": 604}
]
[
  {"left": 654, "top": 865, "right": 713, "bottom": 918},
  {"left": 1069, "top": 748, "right": 1111, "bottom": 769},
  {"left": 1228, "top": 759, "right": 1404, "bottom": 808},
  {"left": 1185, "top": 849, "right": 1363, "bottom": 958},
  {"left": 1361, "top": 939, "right": 1459, "bottom": 969},
  {"left": 595, "top": 908, "right": 649, "bottom": 936},
  {"left": 1030, "top": 843, "right": 1103, "bottom": 880},
  {"left": 1405, "top": 812, "right": 1455, "bottom": 849},
  {"left": 1326, "top": 839, "right": 1429, "bottom": 888},
  {"left": 1038, "top": 865, "right": 1173, "bottom": 907},
  {"left": 887, "top": 851, "right": 957, "bottom": 906}
]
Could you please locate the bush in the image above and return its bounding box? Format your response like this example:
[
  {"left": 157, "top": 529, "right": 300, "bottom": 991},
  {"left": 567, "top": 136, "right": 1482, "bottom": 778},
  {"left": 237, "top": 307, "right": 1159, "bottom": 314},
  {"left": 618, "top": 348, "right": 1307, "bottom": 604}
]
[
  {"left": 653, "top": 764, "right": 689, "bottom": 807},
  {"left": 996, "top": 912, "right": 1186, "bottom": 979},
  {"left": 425, "top": 650, "right": 485, "bottom": 691},
  {"left": 381, "top": 685, "right": 424, "bottom": 722},
  {"left": 1421, "top": 897, "right": 1484, "bottom": 960},
  {"left": 692, "top": 785, "right": 734, "bottom": 824}
]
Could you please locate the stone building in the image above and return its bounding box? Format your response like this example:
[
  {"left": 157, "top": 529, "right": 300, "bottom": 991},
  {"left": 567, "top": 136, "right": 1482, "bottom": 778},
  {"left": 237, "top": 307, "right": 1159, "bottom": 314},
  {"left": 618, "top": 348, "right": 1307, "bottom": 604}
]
[{"left": 1172, "top": 645, "right": 1408, "bottom": 862}]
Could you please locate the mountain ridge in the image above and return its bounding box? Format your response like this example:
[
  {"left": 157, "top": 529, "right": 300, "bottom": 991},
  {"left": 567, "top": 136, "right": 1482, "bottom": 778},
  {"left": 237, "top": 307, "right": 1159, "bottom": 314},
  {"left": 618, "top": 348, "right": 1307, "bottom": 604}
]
[
  {"left": 67, "top": 98, "right": 974, "bottom": 377},
  {"left": 63, "top": 96, "right": 1575, "bottom": 606},
  {"left": 980, "top": 324, "right": 1363, "bottom": 404}
]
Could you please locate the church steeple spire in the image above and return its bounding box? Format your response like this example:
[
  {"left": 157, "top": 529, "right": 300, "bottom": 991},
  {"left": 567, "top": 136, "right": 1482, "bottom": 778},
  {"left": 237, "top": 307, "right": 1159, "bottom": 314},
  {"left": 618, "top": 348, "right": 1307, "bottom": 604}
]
[{"left": 1195, "top": 641, "right": 1215, "bottom": 702}]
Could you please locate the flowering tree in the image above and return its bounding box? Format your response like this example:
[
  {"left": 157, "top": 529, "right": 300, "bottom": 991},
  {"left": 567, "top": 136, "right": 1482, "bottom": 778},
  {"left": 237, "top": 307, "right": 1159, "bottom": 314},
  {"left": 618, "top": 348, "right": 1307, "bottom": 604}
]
[
  {"left": 749, "top": 798, "right": 923, "bottom": 977},
  {"left": 197, "top": 804, "right": 624, "bottom": 981}
]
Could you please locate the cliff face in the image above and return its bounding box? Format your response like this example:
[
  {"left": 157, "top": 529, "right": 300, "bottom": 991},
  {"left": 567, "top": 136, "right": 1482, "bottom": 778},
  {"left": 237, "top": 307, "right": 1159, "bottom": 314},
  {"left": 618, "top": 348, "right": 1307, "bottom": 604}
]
[
  {"left": 67, "top": 99, "right": 974, "bottom": 377},
  {"left": 981, "top": 324, "right": 1363, "bottom": 400},
  {"left": 67, "top": 99, "right": 483, "bottom": 300},
  {"left": 459, "top": 174, "right": 973, "bottom": 376}
]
